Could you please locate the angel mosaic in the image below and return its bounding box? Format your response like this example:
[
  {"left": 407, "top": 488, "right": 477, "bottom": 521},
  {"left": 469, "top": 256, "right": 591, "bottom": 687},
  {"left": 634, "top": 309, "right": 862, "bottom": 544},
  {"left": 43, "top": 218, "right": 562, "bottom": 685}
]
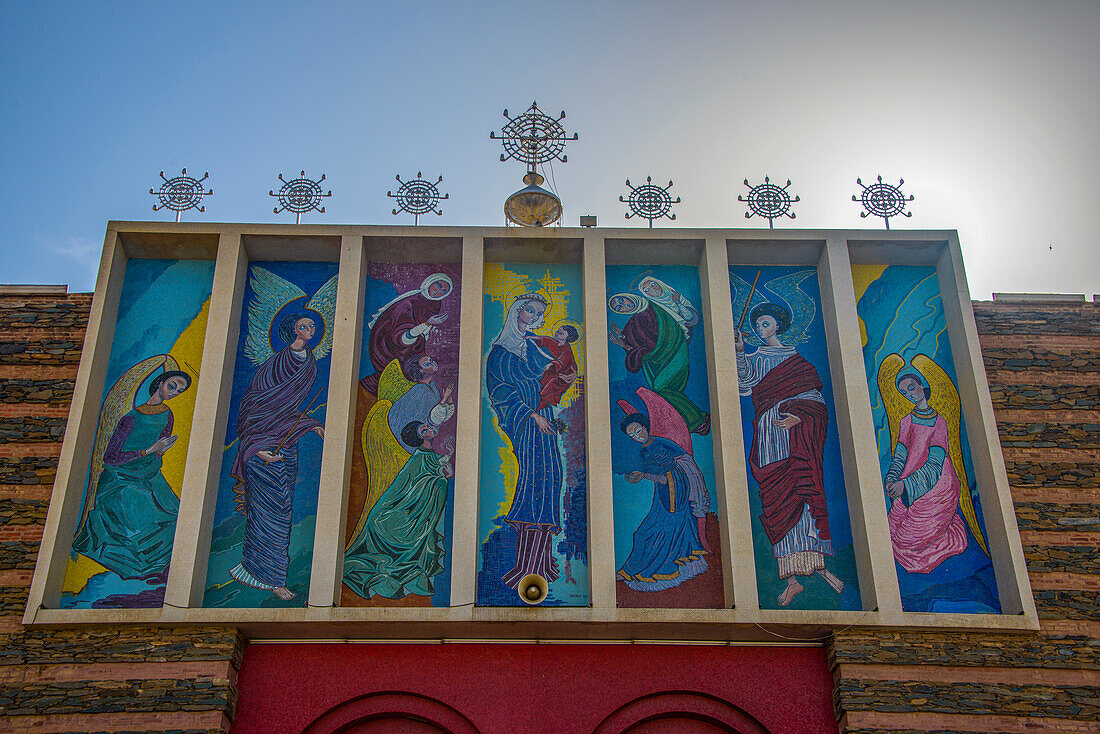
[
  {"left": 226, "top": 266, "right": 337, "bottom": 601},
  {"left": 615, "top": 388, "right": 711, "bottom": 591},
  {"left": 877, "top": 354, "right": 989, "bottom": 573},
  {"left": 608, "top": 275, "right": 710, "bottom": 435},
  {"left": 731, "top": 270, "right": 845, "bottom": 606},
  {"left": 342, "top": 265, "right": 460, "bottom": 603},
  {"left": 71, "top": 355, "right": 192, "bottom": 581},
  {"left": 345, "top": 354, "right": 455, "bottom": 600}
]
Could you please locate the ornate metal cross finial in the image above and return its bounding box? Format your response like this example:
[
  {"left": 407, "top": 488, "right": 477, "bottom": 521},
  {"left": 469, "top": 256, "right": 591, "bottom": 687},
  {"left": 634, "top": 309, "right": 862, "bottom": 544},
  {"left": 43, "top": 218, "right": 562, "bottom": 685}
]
[
  {"left": 388, "top": 172, "right": 449, "bottom": 225},
  {"left": 269, "top": 171, "right": 332, "bottom": 224},
  {"left": 491, "top": 101, "right": 578, "bottom": 172},
  {"left": 620, "top": 177, "right": 680, "bottom": 228},
  {"left": 853, "top": 175, "right": 914, "bottom": 230},
  {"left": 492, "top": 101, "right": 578, "bottom": 228},
  {"left": 739, "top": 176, "right": 799, "bottom": 229},
  {"left": 149, "top": 168, "right": 212, "bottom": 222}
]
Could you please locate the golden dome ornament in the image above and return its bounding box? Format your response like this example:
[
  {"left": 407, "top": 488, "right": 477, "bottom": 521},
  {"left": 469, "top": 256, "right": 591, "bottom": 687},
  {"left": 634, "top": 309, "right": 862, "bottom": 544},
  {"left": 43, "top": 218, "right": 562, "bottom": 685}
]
[
  {"left": 490, "top": 101, "right": 578, "bottom": 227},
  {"left": 504, "top": 171, "right": 562, "bottom": 228}
]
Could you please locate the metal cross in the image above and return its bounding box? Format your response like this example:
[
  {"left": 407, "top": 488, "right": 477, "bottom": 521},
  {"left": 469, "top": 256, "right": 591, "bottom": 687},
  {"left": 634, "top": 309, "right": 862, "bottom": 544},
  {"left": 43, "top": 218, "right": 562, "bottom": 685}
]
[
  {"left": 149, "top": 169, "right": 212, "bottom": 222},
  {"left": 491, "top": 101, "right": 578, "bottom": 174},
  {"left": 853, "top": 175, "right": 914, "bottom": 230},
  {"left": 620, "top": 177, "right": 680, "bottom": 227},
  {"left": 739, "top": 176, "right": 799, "bottom": 229},
  {"left": 388, "top": 172, "right": 449, "bottom": 225},
  {"left": 270, "top": 171, "right": 332, "bottom": 224}
]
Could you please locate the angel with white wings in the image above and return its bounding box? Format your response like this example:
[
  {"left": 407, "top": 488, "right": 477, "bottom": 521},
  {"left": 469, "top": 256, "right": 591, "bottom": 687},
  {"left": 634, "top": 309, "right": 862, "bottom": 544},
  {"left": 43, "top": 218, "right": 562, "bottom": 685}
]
[
  {"left": 71, "top": 355, "right": 191, "bottom": 582},
  {"left": 877, "top": 353, "right": 989, "bottom": 574},
  {"left": 227, "top": 267, "right": 338, "bottom": 600},
  {"left": 731, "top": 270, "right": 844, "bottom": 606}
]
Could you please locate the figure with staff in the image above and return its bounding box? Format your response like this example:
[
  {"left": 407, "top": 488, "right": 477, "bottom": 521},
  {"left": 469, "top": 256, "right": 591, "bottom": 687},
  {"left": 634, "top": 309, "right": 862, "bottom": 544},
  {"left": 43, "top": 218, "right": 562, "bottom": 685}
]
[{"left": 732, "top": 269, "right": 845, "bottom": 606}]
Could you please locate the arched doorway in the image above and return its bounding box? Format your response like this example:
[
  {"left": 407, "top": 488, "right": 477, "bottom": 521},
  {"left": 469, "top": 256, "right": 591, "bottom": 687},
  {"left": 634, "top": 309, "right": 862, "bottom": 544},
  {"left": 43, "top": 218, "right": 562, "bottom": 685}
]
[
  {"left": 302, "top": 691, "right": 480, "bottom": 734},
  {"left": 593, "top": 691, "right": 772, "bottom": 734}
]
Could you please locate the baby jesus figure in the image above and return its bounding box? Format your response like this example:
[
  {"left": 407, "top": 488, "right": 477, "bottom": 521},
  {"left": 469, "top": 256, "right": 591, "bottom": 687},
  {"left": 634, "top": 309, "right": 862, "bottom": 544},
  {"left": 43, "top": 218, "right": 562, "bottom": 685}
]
[{"left": 532, "top": 325, "right": 580, "bottom": 410}]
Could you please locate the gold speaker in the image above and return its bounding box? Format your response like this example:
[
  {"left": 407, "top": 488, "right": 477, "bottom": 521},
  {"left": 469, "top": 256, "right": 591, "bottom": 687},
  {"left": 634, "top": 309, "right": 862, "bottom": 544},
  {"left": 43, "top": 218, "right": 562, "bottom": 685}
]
[{"left": 518, "top": 573, "right": 548, "bottom": 605}]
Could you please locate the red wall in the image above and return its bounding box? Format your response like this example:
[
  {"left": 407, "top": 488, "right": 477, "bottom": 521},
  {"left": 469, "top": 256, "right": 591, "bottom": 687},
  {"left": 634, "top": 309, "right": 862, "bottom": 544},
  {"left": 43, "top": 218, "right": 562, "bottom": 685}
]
[{"left": 233, "top": 642, "right": 837, "bottom": 733}]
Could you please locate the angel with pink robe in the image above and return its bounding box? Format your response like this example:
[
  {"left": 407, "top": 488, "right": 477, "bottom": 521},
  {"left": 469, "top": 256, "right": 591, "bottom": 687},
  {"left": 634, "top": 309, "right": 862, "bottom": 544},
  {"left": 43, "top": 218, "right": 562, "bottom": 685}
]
[{"left": 885, "top": 371, "right": 969, "bottom": 573}]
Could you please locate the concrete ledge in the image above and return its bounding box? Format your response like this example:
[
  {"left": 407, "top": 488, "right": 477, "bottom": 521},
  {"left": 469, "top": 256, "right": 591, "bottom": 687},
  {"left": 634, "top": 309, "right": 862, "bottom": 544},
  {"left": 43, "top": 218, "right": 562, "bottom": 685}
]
[
  {"left": 0, "top": 285, "right": 68, "bottom": 296},
  {"left": 993, "top": 292, "right": 1086, "bottom": 303}
]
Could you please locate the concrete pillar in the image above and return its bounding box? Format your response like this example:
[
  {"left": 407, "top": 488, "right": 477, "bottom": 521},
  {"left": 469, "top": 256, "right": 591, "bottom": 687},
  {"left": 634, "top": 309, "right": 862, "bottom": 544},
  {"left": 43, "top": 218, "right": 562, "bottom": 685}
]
[
  {"left": 937, "top": 236, "right": 1036, "bottom": 617},
  {"left": 818, "top": 237, "right": 901, "bottom": 615},
  {"left": 582, "top": 233, "right": 616, "bottom": 609},
  {"left": 700, "top": 236, "right": 757, "bottom": 611},
  {"left": 308, "top": 235, "right": 366, "bottom": 607},
  {"left": 164, "top": 233, "right": 247, "bottom": 608},
  {"left": 25, "top": 228, "right": 127, "bottom": 616},
  {"left": 448, "top": 235, "right": 485, "bottom": 607}
]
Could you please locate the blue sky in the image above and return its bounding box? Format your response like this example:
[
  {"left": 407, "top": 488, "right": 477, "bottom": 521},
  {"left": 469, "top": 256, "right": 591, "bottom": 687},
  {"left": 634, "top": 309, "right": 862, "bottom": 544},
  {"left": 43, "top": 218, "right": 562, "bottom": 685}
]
[{"left": 2, "top": 1, "right": 1097, "bottom": 298}]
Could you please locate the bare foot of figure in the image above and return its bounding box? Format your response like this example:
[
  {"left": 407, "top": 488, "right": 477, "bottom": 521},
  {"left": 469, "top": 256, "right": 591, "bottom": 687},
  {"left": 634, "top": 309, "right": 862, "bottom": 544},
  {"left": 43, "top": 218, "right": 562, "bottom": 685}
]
[
  {"left": 778, "top": 578, "right": 803, "bottom": 606},
  {"left": 273, "top": 586, "right": 296, "bottom": 600},
  {"left": 817, "top": 569, "right": 845, "bottom": 594}
]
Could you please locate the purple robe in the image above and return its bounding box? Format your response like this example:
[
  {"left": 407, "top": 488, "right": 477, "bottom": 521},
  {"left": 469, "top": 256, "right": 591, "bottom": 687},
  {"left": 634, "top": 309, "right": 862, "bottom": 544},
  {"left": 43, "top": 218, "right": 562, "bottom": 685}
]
[
  {"left": 232, "top": 347, "right": 322, "bottom": 492},
  {"left": 231, "top": 347, "right": 322, "bottom": 588},
  {"left": 361, "top": 294, "right": 441, "bottom": 394}
]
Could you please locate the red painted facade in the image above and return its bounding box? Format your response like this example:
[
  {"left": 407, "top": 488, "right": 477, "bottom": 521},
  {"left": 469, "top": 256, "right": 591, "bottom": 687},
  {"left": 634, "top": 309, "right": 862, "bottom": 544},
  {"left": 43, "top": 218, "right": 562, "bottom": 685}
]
[{"left": 233, "top": 643, "right": 837, "bottom": 733}]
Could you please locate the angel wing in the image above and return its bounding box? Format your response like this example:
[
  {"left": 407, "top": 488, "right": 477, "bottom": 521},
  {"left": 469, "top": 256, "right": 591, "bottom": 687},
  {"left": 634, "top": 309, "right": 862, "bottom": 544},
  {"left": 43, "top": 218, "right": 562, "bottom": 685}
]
[
  {"left": 377, "top": 357, "right": 416, "bottom": 404},
  {"left": 347, "top": 399, "right": 412, "bottom": 549},
  {"left": 618, "top": 387, "right": 692, "bottom": 456},
  {"left": 346, "top": 359, "right": 416, "bottom": 549},
  {"left": 76, "top": 354, "right": 180, "bottom": 536},
  {"left": 876, "top": 353, "right": 909, "bottom": 454},
  {"left": 914, "top": 354, "right": 989, "bottom": 556},
  {"left": 243, "top": 267, "right": 307, "bottom": 366},
  {"left": 764, "top": 269, "right": 817, "bottom": 346},
  {"left": 729, "top": 271, "right": 770, "bottom": 347},
  {"left": 306, "top": 273, "right": 339, "bottom": 360}
]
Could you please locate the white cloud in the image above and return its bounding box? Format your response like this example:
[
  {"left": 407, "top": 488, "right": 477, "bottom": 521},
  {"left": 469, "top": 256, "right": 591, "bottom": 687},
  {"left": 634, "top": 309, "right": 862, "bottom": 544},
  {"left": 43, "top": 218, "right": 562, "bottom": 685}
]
[{"left": 35, "top": 233, "right": 100, "bottom": 265}]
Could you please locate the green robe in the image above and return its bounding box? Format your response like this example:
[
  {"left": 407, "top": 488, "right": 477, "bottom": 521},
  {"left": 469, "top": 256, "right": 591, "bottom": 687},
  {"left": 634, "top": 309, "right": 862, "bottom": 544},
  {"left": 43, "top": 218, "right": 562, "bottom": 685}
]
[
  {"left": 72, "top": 407, "right": 180, "bottom": 579},
  {"left": 343, "top": 448, "right": 448, "bottom": 599},
  {"left": 624, "top": 302, "right": 708, "bottom": 431}
]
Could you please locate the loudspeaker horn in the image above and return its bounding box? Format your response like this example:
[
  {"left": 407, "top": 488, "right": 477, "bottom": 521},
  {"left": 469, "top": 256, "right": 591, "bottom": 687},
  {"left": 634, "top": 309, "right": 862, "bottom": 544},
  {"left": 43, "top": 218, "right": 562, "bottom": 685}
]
[{"left": 518, "top": 573, "right": 548, "bottom": 605}]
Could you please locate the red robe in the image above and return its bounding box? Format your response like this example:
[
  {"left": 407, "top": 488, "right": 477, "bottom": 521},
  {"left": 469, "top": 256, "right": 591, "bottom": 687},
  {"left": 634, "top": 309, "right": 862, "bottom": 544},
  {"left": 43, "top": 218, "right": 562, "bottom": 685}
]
[
  {"left": 360, "top": 294, "right": 442, "bottom": 395},
  {"left": 746, "top": 354, "right": 832, "bottom": 547},
  {"left": 532, "top": 336, "right": 577, "bottom": 410}
]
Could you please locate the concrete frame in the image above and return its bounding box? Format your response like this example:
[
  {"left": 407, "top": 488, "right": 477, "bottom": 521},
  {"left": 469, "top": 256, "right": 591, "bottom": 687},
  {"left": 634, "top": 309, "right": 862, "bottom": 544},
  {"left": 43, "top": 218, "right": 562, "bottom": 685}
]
[{"left": 24, "top": 222, "right": 1037, "bottom": 640}]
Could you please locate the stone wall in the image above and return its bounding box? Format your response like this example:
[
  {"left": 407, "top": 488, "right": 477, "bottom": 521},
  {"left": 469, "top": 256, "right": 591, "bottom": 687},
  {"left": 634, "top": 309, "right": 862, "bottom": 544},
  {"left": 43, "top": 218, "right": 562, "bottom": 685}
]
[
  {"left": 0, "top": 291, "right": 241, "bottom": 734},
  {"left": 831, "top": 300, "right": 1100, "bottom": 734}
]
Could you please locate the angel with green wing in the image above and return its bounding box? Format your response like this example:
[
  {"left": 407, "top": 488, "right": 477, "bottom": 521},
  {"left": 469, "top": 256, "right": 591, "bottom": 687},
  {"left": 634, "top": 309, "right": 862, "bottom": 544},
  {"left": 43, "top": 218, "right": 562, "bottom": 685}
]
[
  {"left": 227, "top": 267, "right": 338, "bottom": 600},
  {"left": 72, "top": 355, "right": 192, "bottom": 581}
]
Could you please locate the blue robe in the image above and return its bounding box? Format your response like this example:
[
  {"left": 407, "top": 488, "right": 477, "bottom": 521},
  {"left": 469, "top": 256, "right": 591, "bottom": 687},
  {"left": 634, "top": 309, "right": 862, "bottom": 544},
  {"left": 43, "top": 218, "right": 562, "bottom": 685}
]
[
  {"left": 231, "top": 347, "right": 321, "bottom": 589},
  {"left": 618, "top": 437, "right": 709, "bottom": 591},
  {"left": 486, "top": 341, "right": 563, "bottom": 532}
]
